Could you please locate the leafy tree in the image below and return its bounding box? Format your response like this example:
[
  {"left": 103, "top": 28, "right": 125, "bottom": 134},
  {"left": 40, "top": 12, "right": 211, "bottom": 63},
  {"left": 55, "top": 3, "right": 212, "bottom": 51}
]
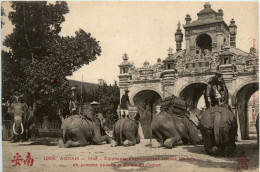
[
  {"left": 2, "top": 2, "right": 101, "bottom": 120},
  {"left": 1, "top": 7, "right": 5, "bottom": 27}
]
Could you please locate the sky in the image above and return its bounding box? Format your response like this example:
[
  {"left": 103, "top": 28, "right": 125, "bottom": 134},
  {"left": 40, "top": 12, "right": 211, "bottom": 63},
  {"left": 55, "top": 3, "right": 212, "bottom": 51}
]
[{"left": 1, "top": 1, "right": 258, "bottom": 85}]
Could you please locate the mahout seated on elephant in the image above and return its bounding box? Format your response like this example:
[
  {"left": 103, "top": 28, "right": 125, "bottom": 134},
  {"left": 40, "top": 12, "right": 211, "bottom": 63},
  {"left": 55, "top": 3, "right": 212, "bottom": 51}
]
[
  {"left": 200, "top": 70, "right": 237, "bottom": 157},
  {"left": 111, "top": 107, "right": 140, "bottom": 147},
  {"left": 151, "top": 96, "right": 203, "bottom": 148},
  {"left": 58, "top": 103, "right": 112, "bottom": 148},
  {"left": 7, "top": 96, "right": 34, "bottom": 142}
]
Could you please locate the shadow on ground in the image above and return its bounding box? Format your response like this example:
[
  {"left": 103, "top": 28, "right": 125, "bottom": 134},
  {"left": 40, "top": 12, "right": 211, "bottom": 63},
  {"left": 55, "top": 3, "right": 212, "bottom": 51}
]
[
  {"left": 112, "top": 141, "right": 259, "bottom": 172},
  {"left": 182, "top": 140, "right": 259, "bottom": 171},
  {"left": 16, "top": 137, "right": 60, "bottom": 146}
]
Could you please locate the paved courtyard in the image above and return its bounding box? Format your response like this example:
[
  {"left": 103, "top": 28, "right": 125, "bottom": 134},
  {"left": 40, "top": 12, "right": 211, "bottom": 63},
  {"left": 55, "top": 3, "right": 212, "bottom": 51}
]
[{"left": 2, "top": 139, "right": 259, "bottom": 172}]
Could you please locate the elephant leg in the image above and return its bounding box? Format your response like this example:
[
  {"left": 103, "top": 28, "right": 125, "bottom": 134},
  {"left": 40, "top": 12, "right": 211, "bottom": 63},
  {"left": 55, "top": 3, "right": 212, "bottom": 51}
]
[
  {"left": 136, "top": 133, "right": 140, "bottom": 144},
  {"left": 152, "top": 128, "right": 163, "bottom": 143},
  {"left": 22, "top": 128, "right": 27, "bottom": 142},
  {"left": 93, "top": 135, "right": 112, "bottom": 145},
  {"left": 164, "top": 137, "right": 180, "bottom": 149},
  {"left": 187, "top": 123, "right": 202, "bottom": 145},
  {"left": 222, "top": 126, "right": 235, "bottom": 157},
  {"left": 123, "top": 139, "right": 136, "bottom": 146},
  {"left": 111, "top": 140, "right": 118, "bottom": 147},
  {"left": 27, "top": 128, "right": 32, "bottom": 141},
  {"left": 200, "top": 125, "right": 215, "bottom": 155},
  {"left": 64, "top": 132, "right": 88, "bottom": 148},
  {"left": 152, "top": 128, "right": 164, "bottom": 148},
  {"left": 64, "top": 140, "right": 84, "bottom": 148},
  {"left": 122, "top": 132, "right": 137, "bottom": 146},
  {"left": 58, "top": 139, "right": 65, "bottom": 148}
]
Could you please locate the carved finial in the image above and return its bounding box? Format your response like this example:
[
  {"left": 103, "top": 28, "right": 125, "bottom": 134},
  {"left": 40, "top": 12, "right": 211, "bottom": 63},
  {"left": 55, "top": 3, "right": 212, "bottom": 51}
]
[
  {"left": 143, "top": 61, "right": 149, "bottom": 67},
  {"left": 204, "top": 2, "right": 211, "bottom": 9},
  {"left": 168, "top": 47, "right": 173, "bottom": 54},
  {"left": 122, "top": 53, "right": 128, "bottom": 61},
  {"left": 177, "top": 20, "right": 181, "bottom": 30}
]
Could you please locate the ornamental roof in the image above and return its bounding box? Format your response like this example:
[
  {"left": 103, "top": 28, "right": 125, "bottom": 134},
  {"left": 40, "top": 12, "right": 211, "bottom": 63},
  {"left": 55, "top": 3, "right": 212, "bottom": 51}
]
[
  {"left": 229, "top": 47, "right": 250, "bottom": 56},
  {"left": 163, "top": 50, "right": 185, "bottom": 62},
  {"left": 184, "top": 2, "right": 228, "bottom": 28},
  {"left": 184, "top": 18, "right": 225, "bottom": 28},
  {"left": 118, "top": 61, "right": 132, "bottom": 67}
]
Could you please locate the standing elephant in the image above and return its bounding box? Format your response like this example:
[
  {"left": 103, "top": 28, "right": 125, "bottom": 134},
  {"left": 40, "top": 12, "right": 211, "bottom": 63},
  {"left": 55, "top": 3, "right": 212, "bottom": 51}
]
[
  {"left": 111, "top": 117, "right": 140, "bottom": 147},
  {"left": 8, "top": 97, "right": 34, "bottom": 142},
  {"left": 58, "top": 103, "right": 112, "bottom": 148},
  {"left": 199, "top": 106, "right": 237, "bottom": 157},
  {"left": 151, "top": 108, "right": 203, "bottom": 148}
]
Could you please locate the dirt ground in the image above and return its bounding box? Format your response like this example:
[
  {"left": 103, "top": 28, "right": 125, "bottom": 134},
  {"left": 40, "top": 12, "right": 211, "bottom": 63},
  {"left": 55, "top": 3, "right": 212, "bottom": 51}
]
[{"left": 2, "top": 138, "right": 259, "bottom": 172}]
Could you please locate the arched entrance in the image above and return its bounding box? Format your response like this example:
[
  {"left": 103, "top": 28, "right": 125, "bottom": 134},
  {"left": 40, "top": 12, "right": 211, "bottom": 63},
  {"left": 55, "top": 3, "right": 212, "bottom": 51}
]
[
  {"left": 133, "top": 90, "right": 162, "bottom": 139},
  {"left": 179, "top": 83, "right": 207, "bottom": 110},
  {"left": 196, "top": 33, "right": 212, "bottom": 52},
  {"left": 235, "top": 83, "right": 259, "bottom": 139}
]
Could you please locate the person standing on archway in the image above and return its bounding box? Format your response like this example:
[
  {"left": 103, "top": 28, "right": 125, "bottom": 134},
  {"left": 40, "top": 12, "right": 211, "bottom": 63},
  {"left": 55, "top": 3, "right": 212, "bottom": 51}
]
[{"left": 120, "top": 89, "right": 131, "bottom": 118}]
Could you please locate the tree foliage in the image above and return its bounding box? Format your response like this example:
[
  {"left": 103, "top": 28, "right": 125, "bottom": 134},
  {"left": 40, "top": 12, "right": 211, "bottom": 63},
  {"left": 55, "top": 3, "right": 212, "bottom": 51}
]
[
  {"left": 84, "top": 82, "right": 120, "bottom": 121},
  {"left": 2, "top": 2, "right": 102, "bottom": 119},
  {"left": 1, "top": 7, "right": 5, "bottom": 27}
]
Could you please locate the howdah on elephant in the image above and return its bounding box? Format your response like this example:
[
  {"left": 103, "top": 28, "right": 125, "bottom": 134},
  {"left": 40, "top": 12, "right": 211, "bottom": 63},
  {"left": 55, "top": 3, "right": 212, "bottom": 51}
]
[
  {"left": 111, "top": 113, "right": 140, "bottom": 147},
  {"left": 152, "top": 108, "right": 203, "bottom": 148},
  {"left": 199, "top": 106, "right": 237, "bottom": 157},
  {"left": 7, "top": 96, "right": 34, "bottom": 142},
  {"left": 58, "top": 103, "right": 112, "bottom": 148}
]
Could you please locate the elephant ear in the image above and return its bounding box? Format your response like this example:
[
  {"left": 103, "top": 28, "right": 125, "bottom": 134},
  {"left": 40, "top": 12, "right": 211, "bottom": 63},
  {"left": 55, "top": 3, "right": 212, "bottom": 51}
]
[
  {"left": 189, "top": 108, "right": 201, "bottom": 127},
  {"left": 8, "top": 105, "right": 15, "bottom": 114},
  {"left": 200, "top": 109, "right": 213, "bottom": 129},
  {"left": 83, "top": 103, "right": 95, "bottom": 119}
]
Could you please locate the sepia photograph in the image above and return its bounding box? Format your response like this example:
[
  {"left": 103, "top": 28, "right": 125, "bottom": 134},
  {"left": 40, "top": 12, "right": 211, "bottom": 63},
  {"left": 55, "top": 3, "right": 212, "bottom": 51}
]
[{"left": 1, "top": 1, "right": 259, "bottom": 172}]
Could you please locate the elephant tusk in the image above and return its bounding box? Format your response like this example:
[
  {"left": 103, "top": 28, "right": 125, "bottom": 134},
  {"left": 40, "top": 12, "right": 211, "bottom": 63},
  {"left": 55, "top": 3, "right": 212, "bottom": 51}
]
[
  {"left": 20, "top": 123, "right": 24, "bottom": 135},
  {"left": 13, "top": 123, "right": 19, "bottom": 135},
  {"left": 105, "top": 131, "right": 113, "bottom": 138}
]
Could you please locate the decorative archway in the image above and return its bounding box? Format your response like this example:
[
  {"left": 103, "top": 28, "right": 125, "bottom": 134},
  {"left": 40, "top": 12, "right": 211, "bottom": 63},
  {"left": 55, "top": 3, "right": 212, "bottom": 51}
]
[
  {"left": 179, "top": 83, "right": 207, "bottom": 109},
  {"left": 233, "top": 82, "right": 259, "bottom": 139},
  {"left": 132, "top": 90, "right": 162, "bottom": 139}
]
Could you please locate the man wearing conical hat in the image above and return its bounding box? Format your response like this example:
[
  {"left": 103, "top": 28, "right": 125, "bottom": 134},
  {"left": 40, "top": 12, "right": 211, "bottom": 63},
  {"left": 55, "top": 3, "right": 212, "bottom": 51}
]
[
  {"left": 69, "top": 86, "right": 80, "bottom": 116},
  {"left": 205, "top": 66, "right": 229, "bottom": 109}
]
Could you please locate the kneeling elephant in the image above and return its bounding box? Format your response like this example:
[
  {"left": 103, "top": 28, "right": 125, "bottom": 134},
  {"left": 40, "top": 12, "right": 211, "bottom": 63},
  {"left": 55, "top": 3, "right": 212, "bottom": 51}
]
[
  {"left": 111, "top": 118, "right": 140, "bottom": 147},
  {"left": 152, "top": 108, "right": 203, "bottom": 148},
  {"left": 200, "top": 106, "right": 237, "bottom": 157},
  {"left": 59, "top": 103, "right": 112, "bottom": 148}
]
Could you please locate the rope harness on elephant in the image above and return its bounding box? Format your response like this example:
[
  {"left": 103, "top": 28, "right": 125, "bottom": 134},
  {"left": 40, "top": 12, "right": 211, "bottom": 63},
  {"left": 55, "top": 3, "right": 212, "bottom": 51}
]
[{"left": 63, "top": 115, "right": 94, "bottom": 138}]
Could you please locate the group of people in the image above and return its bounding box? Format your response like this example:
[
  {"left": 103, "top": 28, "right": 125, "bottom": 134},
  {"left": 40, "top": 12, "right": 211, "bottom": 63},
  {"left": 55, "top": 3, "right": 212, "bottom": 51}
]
[
  {"left": 117, "top": 68, "right": 230, "bottom": 119},
  {"left": 68, "top": 86, "right": 100, "bottom": 117}
]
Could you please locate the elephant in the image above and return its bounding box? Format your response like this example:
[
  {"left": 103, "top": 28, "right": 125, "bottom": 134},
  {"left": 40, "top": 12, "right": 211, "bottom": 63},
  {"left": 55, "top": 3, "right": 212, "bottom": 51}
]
[
  {"left": 199, "top": 105, "right": 237, "bottom": 157},
  {"left": 7, "top": 96, "right": 34, "bottom": 142},
  {"left": 58, "top": 103, "right": 112, "bottom": 148},
  {"left": 151, "top": 108, "right": 203, "bottom": 148},
  {"left": 111, "top": 115, "right": 140, "bottom": 147}
]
